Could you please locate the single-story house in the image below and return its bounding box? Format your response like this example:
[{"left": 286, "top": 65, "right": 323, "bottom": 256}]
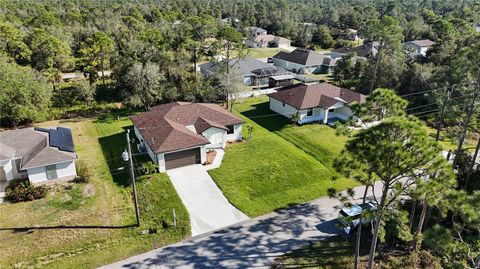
[
  {"left": 0, "top": 127, "right": 77, "bottom": 184},
  {"left": 272, "top": 48, "right": 326, "bottom": 74},
  {"left": 130, "top": 102, "right": 244, "bottom": 172},
  {"left": 245, "top": 26, "right": 268, "bottom": 37},
  {"left": 267, "top": 83, "right": 366, "bottom": 125},
  {"left": 333, "top": 42, "right": 380, "bottom": 59},
  {"left": 403, "top": 39, "right": 435, "bottom": 57},
  {"left": 246, "top": 34, "right": 291, "bottom": 49},
  {"left": 345, "top": 28, "right": 359, "bottom": 41},
  {"left": 273, "top": 48, "right": 345, "bottom": 74},
  {"left": 199, "top": 57, "right": 294, "bottom": 87}
]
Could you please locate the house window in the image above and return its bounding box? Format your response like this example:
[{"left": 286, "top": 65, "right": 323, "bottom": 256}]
[
  {"left": 307, "top": 108, "right": 313, "bottom": 116},
  {"left": 328, "top": 108, "right": 335, "bottom": 113},
  {"left": 227, "top": 125, "right": 235, "bottom": 134},
  {"left": 46, "top": 164, "right": 58, "bottom": 180}
]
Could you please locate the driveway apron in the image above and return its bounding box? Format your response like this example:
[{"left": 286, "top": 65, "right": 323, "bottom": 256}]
[{"left": 167, "top": 164, "right": 249, "bottom": 236}]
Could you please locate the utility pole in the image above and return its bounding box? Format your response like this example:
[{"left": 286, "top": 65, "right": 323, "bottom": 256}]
[
  {"left": 435, "top": 86, "right": 452, "bottom": 142},
  {"left": 126, "top": 129, "right": 140, "bottom": 226}
]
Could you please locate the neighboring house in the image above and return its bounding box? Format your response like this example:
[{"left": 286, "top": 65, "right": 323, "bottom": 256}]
[
  {"left": 199, "top": 57, "right": 294, "bottom": 87},
  {"left": 245, "top": 27, "right": 268, "bottom": 37},
  {"left": 476, "top": 23, "right": 480, "bottom": 33},
  {"left": 403, "top": 39, "right": 435, "bottom": 57},
  {"left": 321, "top": 52, "right": 345, "bottom": 74},
  {"left": 333, "top": 42, "right": 380, "bottom": 59},
  {"left": 246, "top": 34, "right": 291, "bottom": 49},
  {"left": 130, "top": 102, "right": 244, "bottom": 172},
  {"left": 273, "top": 48, "right": 343, "bottom": 74},
  {"left": 0, "top": 127, "right": 77, "bottom": 184},
  {"left": 345, "top": 28, "right": 359, "bottom": 41},
  {"left": 268, "top": 83, "right": 366, "bottom": 125}
]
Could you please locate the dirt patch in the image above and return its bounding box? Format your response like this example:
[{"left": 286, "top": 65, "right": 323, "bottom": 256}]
[{"left": 82, "top": 184, "right": 95, "bottom": 197}]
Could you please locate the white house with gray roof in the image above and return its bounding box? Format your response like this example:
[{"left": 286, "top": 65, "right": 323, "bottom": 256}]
[{"left": 0, "top": 127, "right": 77, "bottom": 184}]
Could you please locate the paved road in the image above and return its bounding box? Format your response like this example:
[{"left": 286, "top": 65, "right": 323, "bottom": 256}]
[
  {"left": 101, "top": 181, "right": 385, "bottom": 269},
  {"left": 167, "top": 164, "right": 248, "bottom": 236}
]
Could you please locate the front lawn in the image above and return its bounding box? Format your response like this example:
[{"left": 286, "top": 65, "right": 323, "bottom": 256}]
[
  {"left": 237, "top": 96, "right": 348, "bottom": 170},
  {"left": 209, "top": 97, "right": 356, "bottom": 217},
  {"left": 0, "top": 113, "right": 189, "bottom": 268},
  {"left": 247, "top": 47, "right": 287, "bottom": 58}
]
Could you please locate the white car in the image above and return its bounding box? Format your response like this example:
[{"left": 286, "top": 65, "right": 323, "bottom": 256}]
[{"left": 338, "top": 202, "right": 377, "bottom": 228}]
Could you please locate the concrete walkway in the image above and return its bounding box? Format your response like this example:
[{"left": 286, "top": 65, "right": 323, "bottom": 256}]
[
  {"left": 167, "top": 162, "right": 248, "bottom": 237},
  {"left": 100, "top": 181, "right": 385, "bottom": 269}
]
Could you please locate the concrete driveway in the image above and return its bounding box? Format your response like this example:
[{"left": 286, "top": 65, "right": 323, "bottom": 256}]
[
  {"left": 167, "top": 164, "right": 248, "bottom": 236},
  {"left": 100, "top": 181, "right": 386, "bottom": 269}
]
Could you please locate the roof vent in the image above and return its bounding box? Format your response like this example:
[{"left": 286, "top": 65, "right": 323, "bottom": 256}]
[{"left": 289, "top": 92, "right": 293, "bottom": 96}]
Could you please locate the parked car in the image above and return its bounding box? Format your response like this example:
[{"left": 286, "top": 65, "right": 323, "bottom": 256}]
[
  {"left": 338, "top": 202, "right": 377, "bottom": 228},
  {"left": 267, "top": 57, "right": 273, "bottom": 63}
]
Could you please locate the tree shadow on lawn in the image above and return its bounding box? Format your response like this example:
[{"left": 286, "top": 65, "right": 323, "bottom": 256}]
[
  {"left": 98, "top": 129, "right": 131, "bottom": 187},
  {"left": 239, "top": 101, "right": 292, "bottom": 132},
  {"left": 98, "top": 124, "right": 152, "bottom": 187}
]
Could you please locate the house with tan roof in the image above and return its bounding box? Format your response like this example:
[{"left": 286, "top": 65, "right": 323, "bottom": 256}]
[
  {"left": 130, "top": 102, "right": 244, "bottom": 172},
  {"left": 268, "top": 83, "right": 366, "bottom": 125},
  {"left": 403, "top": 39, "right": 435, "bottom": 57},
  {"left": 0, "top": 127, "right": 77, "bottom": 184},
  {"left": 246, "top": 34, "right": 291, "bottom": 49}
]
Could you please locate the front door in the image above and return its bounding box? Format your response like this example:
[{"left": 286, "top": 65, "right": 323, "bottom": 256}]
[{"left": 46, "top": 164, "right": 58, "bottom": 180}]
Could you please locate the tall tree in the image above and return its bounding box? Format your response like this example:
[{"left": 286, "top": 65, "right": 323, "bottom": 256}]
[
  {"left": 215, "top": 26, "right": 244, "bottom": 108},
  {"left": 79, "top": 31, "right": 114, "bottom": 85},
  {"left": 336, "top": 116, "right": 451, "bottom": 269},
  {"left": 0, "top": 21, "right": 31, "bottom": 63},
  {"left": 363, "top": 16, "right": 405, "bottom": 93},
  {"left": 124, "top": 61, "right": 164, "bottom": 111},
  {"left": 29, "top": 29, "right": 73, "bottom": 71},
  {"left": 0, "top": 57, "right": 51, "bottom": 126}
]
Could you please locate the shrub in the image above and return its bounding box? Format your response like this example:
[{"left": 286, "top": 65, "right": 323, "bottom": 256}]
[
  {"left": 4, "top": 180, "right": 48, "bottom": 203},
  {"left": 71, "top": 161, "right": 90, "bottom": 183}
]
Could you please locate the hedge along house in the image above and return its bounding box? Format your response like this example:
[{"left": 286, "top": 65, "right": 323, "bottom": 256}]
[
  {"left": 0, "top": 127, "right": 77, "bottom": 184},
  {"left": 130, "top": 102, "right": 244, "bottom": 172},
  {"left": 268, "top": 83, "right": 366, "bottom": 125}
]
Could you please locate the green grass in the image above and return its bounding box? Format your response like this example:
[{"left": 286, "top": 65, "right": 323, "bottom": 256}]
[
  {"left": 275, "top": 236, "right": 359, "bottom": 268},
  {"left": 48, "top": 185, "right": 89, "bottom": 210},
  {"left": 247, "top": 47, "right": 286, "bottom": 58},
  {"left": 209, "top": 96, "right": 357, "bottom": 217},
  {"left": 305, "top": 73, "right": 334, "bottom": 82},
  {"left": 0, "top": 112, "right": 190, "bottom": 268},
  {"left": 237, "top": 96, "right": 347, "bottom": 170}
]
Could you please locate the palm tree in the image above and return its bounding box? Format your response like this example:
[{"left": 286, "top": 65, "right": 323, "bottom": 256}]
[{"left": 43, "top": 67, "right": 62, "bottom": 91}]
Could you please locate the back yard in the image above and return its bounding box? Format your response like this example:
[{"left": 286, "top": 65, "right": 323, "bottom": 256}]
[
  {"left": 209, "top": 96, "right": 357, "bottom": 217},
  {"left": 0, "top": 113, "right": 189, "bottom": 268}
]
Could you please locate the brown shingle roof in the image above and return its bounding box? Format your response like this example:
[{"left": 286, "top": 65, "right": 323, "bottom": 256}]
[
  {"left": 268, "top": 83, "right": 366, "bottom": 110},
  {"left": 130, "top": 102, "right": 244, "bottom": 154}
]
